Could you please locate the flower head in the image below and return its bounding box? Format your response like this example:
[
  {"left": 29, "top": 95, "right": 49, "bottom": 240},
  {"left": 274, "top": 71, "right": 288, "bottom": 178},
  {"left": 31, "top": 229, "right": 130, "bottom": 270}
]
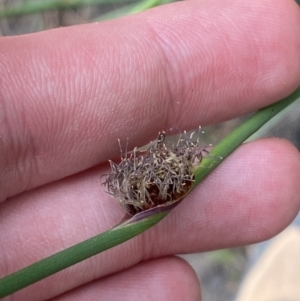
[{"left": 102, "top": 128, "right": 210, "bottom": 215}]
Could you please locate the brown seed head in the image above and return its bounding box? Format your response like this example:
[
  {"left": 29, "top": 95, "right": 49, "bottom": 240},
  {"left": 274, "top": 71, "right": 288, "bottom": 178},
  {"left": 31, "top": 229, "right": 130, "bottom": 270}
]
[{"left": 102, "top": 128, "right": 210, "bottom": 215}]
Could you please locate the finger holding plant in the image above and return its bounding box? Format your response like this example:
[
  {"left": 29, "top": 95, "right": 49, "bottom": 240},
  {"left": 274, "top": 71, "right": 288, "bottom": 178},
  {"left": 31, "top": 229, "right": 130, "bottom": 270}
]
[{"left": 1, "top": 0, "right": 300, "bottom": 300}]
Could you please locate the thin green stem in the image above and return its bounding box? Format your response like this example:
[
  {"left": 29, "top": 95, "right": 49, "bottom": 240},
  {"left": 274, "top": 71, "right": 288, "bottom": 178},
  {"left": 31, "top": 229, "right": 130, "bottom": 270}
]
[
  {"left": 0, "top": 0, "right": 136, "bottom": 20},
  {"left": 0, "top": 87, "right": 299, "bottom": 297},
  {"left": 94, "top": 0, "right": 169, "bottom": 21},
  {"left": 0, "top": 212, "right": 168, "bottom": 297},
  {"left": 194, "top": 87, "right": 300, "bottom": 185}
]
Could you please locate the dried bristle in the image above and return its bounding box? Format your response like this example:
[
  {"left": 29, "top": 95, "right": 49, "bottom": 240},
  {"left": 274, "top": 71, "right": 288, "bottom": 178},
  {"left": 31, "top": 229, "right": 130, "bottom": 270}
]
[{"left": 102, "top": 128, "right": 209, "bottom": 216}]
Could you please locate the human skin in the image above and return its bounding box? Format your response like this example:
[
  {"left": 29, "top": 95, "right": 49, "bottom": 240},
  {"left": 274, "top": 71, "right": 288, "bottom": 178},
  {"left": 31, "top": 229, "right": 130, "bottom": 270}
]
[{"left": 0, "top": 0, "right": 300, "bottom": 300}]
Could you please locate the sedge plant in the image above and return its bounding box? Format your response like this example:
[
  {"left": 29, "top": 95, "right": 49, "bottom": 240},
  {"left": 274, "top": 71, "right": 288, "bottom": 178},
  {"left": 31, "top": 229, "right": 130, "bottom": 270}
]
[{"left": 0, "top": 87, "right": 299, "bottom": 297}]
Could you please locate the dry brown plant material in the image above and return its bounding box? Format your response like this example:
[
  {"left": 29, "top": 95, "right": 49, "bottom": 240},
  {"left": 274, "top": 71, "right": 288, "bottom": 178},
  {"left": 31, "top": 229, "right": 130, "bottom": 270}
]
[{"left": 102, "top": 128, "right": 210, "bottom": 216}]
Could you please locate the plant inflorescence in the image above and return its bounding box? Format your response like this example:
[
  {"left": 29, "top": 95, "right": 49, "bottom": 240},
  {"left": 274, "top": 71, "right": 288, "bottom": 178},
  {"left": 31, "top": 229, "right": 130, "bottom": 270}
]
[{"left": 102, "top": 128, "right": 210, "bottom": 215}]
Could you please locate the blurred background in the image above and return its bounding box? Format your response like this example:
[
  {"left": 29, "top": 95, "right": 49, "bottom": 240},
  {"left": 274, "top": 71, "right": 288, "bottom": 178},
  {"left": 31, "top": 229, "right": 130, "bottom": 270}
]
[{"left": 1, "top": 1, "right": 299, "bottom": 300}]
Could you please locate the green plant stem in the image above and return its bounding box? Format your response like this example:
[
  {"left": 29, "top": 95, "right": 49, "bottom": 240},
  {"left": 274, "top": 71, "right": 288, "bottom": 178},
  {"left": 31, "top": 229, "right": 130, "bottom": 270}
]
[
  {"left": 0, "top": 212, "right": 168, "bottom": 297},
  {"left": 0, "top": 0, "right": 137, "bottom": 19},
  {"left": 95, "top": 0, "right": 165, "bottom": 21},
  {"left": 0, "top": 87, "right": 299, "bottom": 297},
  {"left": 194, "top": 87, "right": 300, "bottom": 185}
]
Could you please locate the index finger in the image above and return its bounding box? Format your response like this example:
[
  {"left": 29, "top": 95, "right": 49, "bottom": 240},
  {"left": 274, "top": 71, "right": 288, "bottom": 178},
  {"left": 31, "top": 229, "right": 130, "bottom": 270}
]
[{"left": 1, "top": 0, "right": 299, "bottom": 202}]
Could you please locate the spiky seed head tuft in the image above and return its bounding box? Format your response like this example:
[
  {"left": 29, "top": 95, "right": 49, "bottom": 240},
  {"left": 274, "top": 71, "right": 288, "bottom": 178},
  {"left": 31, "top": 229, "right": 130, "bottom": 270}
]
[{"left": 102, "top": 128, "right": 210, "bottom": 216}]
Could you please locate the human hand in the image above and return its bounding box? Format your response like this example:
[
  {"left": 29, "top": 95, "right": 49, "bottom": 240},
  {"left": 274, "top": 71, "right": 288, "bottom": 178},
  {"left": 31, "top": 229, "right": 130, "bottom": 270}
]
[{"left": 1, "top": 0, "right": 300, "bottom": 300}]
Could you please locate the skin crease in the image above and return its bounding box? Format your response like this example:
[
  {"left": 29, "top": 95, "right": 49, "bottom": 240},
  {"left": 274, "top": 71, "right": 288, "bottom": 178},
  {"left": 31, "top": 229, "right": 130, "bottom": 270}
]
[{"left": 0, "top": 0, "right": 300, "bottom": 300}]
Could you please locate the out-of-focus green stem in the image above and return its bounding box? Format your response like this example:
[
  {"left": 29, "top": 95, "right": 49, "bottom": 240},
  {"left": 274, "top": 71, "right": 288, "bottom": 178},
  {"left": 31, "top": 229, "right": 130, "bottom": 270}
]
[
  {"left": 0, "top": 0, "right": 137, "bottom": 19},
  {"left": 94, "top": 0, "right": 167, "bottom": 21}
]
